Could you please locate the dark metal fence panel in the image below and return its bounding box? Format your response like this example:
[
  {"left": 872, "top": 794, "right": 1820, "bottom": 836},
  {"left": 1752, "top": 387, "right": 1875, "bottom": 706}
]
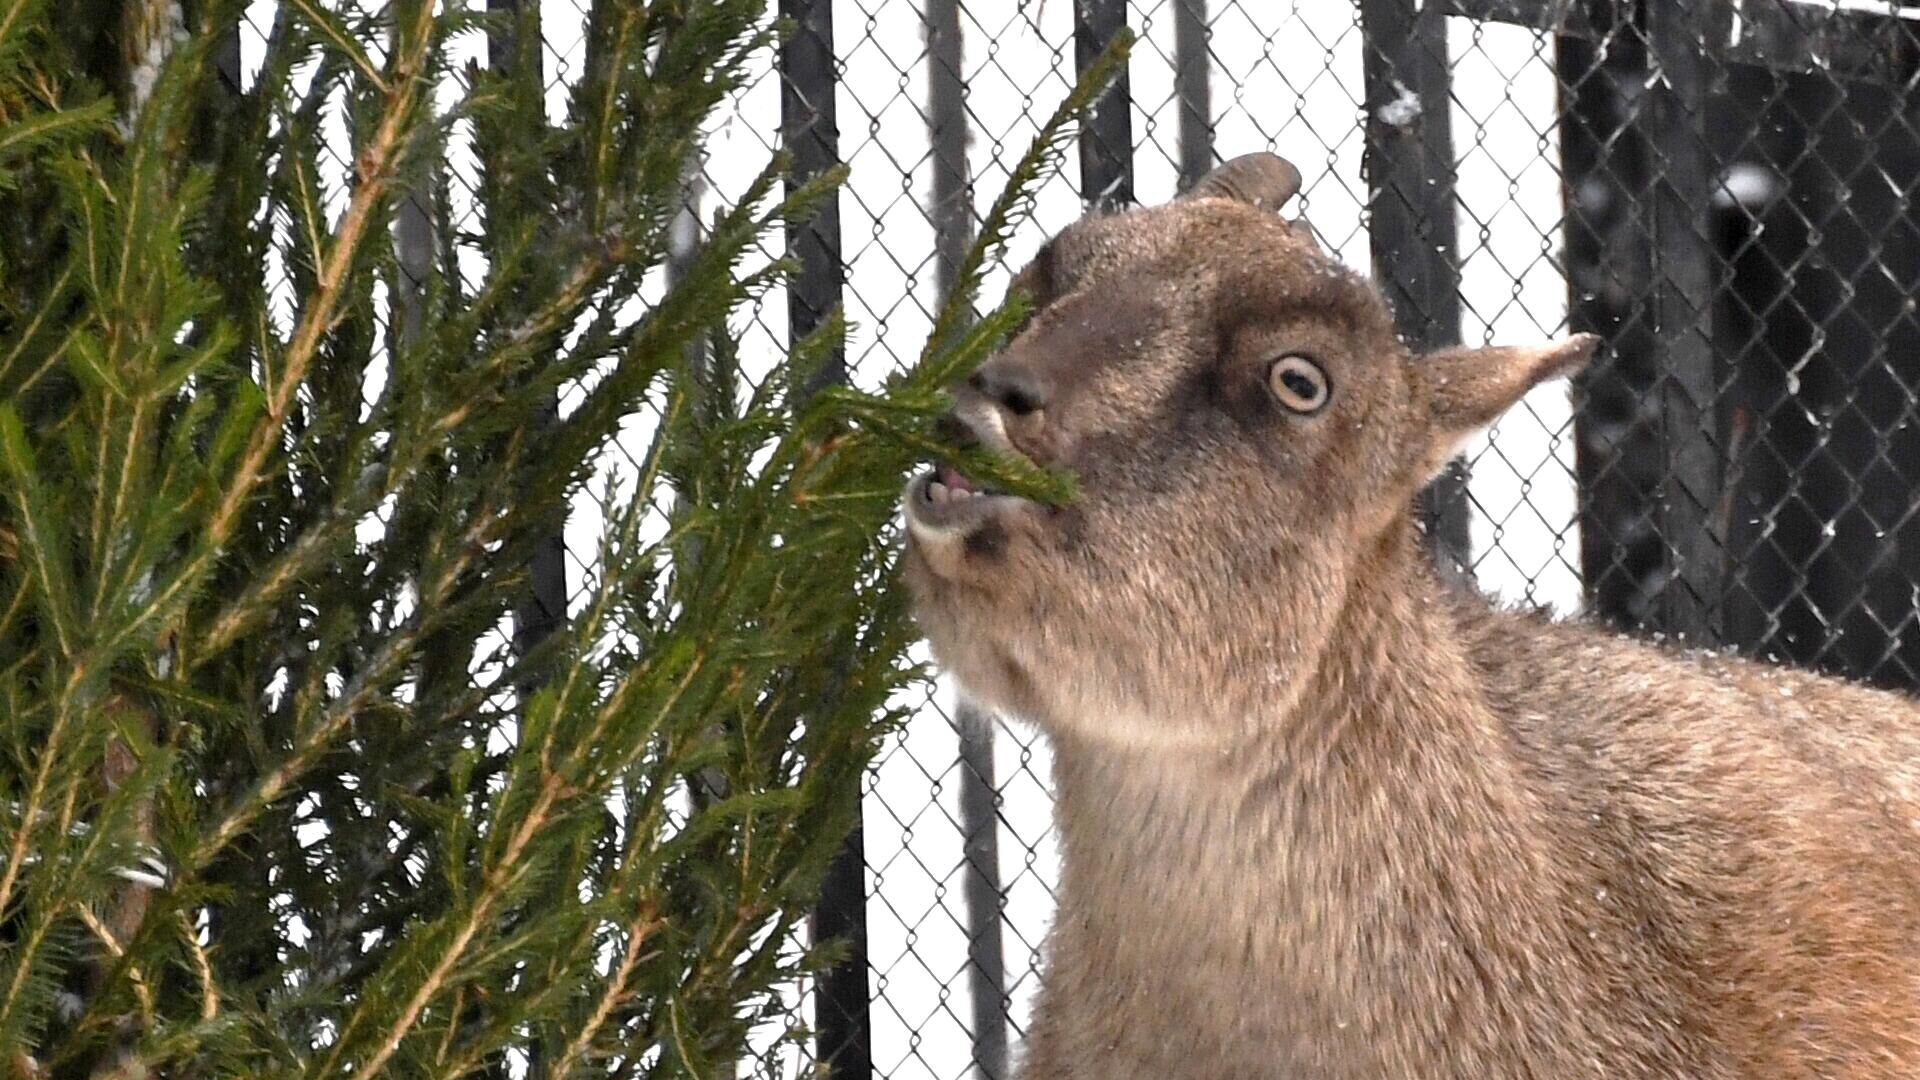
[
  {"left": 782, "top": 0, "right": 848, "bottom": 388},
  {"left": 1710, "top": 63, "right": 1920, "bottom": 684},
  {"left": 1550, "top": 2, "right": 1920, "bottom": 672}
]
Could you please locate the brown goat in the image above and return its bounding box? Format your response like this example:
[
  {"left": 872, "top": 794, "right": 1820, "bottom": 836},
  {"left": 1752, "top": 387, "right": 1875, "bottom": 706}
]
[{"left": 901, "top": 153, "right": 1920, "bottom": 1078}]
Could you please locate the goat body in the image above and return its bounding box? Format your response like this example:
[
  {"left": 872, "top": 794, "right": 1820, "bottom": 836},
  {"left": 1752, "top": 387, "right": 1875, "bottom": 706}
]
[
  {"left": 904, "top": 154, "right": 1920, "bottom": 1078},
  {"left": 1023, "top": 543, "right": 1920, "bottom": 1078}
]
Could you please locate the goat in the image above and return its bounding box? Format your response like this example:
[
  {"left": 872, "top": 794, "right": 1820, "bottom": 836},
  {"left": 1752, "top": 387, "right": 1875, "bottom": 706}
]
[{"left": 901, "top": 152, "right": 1920, "bottom": 1078}]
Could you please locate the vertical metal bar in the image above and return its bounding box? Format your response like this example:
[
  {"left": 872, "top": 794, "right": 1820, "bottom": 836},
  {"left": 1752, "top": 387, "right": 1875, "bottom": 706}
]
[
  {"left": 1074, "top": 0, "right": 1133, "bottom": 208},
  {"left": 486, "top": 12, "right": 560, "bottom": 1072},
  {"left": 783, "top": 0, "right": 849, "bottom": 388},
  {"left": 1359, "top": 0, "right": 1468, "bottom": 578},
  {"left": 1709, "top": 64, "right": 1814, "bottom": 664},
  {"left": 669, "top": 168, "right": 711, "bottom": 388},
  {"left": 394, "top": 203, "right": 432, "bottom": 340},
  {"left": 392, "top": 5, "right": 434, "bottom": 354},
  {"left": 779, "top": 2, "right": 868, "bottom": 1075},
  {"left": 1559, "top": 23, "right": 1665, "bottom": 630},
  {"left": 956, "top": 708, "right": 1008, "bottom": 1080},
  {"left": 1644, "top": 0, "right": 1725, "bottom": 644},
  {"left": 814, "top": 835, "right": 873, "bottom": 1080},
  {"left": 925, "top": 3, "right": 1011, "bottom": 1077},
  {"left": 1173, "top": 0, "right": 1212, "bottom": 190},
  {"left": 213, "top": 14, "right": 242, "bottom": 96},
  {"left": 929, "top": 0, "right": 970, "bottom": 301},
  {"left": 670, "top": 166, "right": 739, "bottom": 1080},
  {"left": 488, "top": 0, "right": 566, "bottom": 674}
]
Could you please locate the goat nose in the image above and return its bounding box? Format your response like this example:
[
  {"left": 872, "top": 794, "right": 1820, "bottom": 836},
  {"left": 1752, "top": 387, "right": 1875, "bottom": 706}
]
[{"left": 967, "top": 368, "right": 1048, "bottom": 416}]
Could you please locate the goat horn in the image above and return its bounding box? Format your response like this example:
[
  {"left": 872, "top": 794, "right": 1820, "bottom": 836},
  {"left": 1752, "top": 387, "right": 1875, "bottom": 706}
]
[{"left": 1184, "top": 153, "right": 1303, "bottom": 212}]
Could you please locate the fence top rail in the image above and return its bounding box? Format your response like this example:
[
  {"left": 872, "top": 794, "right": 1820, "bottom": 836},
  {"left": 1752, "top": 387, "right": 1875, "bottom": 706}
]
[{"left": 1447, "top": 0, "right": 1920, "bottom": 85}]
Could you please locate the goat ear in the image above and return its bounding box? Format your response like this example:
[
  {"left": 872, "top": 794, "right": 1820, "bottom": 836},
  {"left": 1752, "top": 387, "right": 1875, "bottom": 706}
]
[{"left": 1415, "top": 334, "right": 1599, "bottom": 472}]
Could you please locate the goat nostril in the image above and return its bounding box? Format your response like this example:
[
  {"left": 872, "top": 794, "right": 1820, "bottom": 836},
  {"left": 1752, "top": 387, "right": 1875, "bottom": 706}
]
[
  {"left": 932, "top": 412, "right": 974, "bottom": 447},
  {"left": 971, "top": 370, "right": 1046, "bottom": 416}
]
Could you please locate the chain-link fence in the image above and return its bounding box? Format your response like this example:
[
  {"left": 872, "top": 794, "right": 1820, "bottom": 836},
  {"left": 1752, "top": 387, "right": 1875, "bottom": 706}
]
[{"left": 237, "top": 1, "right": 1920, "bottom": 1076}]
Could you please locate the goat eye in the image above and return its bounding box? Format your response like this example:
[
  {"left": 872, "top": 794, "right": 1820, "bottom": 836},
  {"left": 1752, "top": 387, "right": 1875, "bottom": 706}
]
[{"left": 1267, "top": 355, "right": 1330, "bottom": 414}]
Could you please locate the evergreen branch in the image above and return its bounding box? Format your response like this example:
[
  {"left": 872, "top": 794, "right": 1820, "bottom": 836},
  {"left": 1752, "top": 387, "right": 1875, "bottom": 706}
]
[
  {"left": 0, "top": 905, "right": 61, "bottom": 1052},
  {"left": 0, "top": 98, "right": 113, "bottom": 165},
  {"left": 545, "top": 902, "right": 663, "bottom": 1079},
  {"left": 190, "top": 442, "right": 414, "bottom": 664},
  {"left": 187, "top": 525, "right": 491, "bottom": 873},
  {"left": 326, "top": 764, "right": 573, "bottom": 1080},
  {"left": 113, "top": 2, "right": 438, "bottom": 671},
  {"left": 0, "top": 0, "right": 38, "bottom": 51},
  {"left": 915, "top": 27, "right": 1133, "bottom": 375},
  {"left": 0, "top": 406, "right": 80, "bottom": 658},
  {"left": 62, "top": 332, "right": 130, "bottom": 401},
  {"left": 89, "top": 388, "right": 155, "bottom": 622},
  {"left": 204, "top": 1, "right": 434, "bottom": 543},
  {"left": 904, "top": 286, "right": 1033, "bottom": 398},
  {"left": 583, "top": 6, "right": 647, "bottom": 233},
  {"left": 283, "top": 0, "right": 388, "bottom": 96},
  {"left": 0, "top": 0, "right": 1117, "bottom": 1067},
  {"left": 175, "top": 909, "right": 218, "bottom": 1022},
  {"left": 0, "top": 261, "right": 73, "bottom": 390},
  {"left": 73, "top": 901, "right": 155, "bottom": 1028},
  {"left": 193, "top": 185, "right": 674, "bottom": 668},
  {"left": 0, "top": 574, "right": 30, "bottom": 656}
]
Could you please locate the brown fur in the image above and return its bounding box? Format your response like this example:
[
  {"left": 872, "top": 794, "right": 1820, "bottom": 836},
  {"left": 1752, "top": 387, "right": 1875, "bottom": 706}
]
[{"left": 901, "top": 155, "right": 1920, "bottom": 1078}]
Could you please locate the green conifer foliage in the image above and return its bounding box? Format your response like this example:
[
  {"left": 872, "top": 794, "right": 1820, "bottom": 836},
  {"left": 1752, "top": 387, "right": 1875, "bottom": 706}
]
[{"left": 0, "top": 0, "right": 1126, "bottom": 1074}]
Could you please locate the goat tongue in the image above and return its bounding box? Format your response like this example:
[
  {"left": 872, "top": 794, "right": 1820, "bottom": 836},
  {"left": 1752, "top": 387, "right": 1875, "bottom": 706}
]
[{"left": 937, "top": 464, "right": 984, "bottom": 494}]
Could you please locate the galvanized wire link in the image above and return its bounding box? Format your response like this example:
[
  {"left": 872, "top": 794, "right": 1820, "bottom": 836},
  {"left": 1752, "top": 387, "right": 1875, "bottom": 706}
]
[{"left": 496, "top": 1, "right": 1920, "bottom": 1076}]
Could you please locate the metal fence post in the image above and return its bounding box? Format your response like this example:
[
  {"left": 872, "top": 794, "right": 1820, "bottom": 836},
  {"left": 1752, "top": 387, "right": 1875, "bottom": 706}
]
[
  {"left": 1559, "top": 22, "right": 1665, "bottom": 630},
  {"left": 778, "top": 2, "right": 868, "bottom": 1075},
  {"left": 955, "top": 704, "right": 1008, "bottom": 1080},
  {"left": 484, "top": 4, "right": 565, "bottom": 670},
  {"left": 1173, "top": 0, "right": 1212, "bottom": 190},
  {"left": 489, "top": 8, "right": 562, "bottom": 1071},
  {"left": 784, "top": 0, "right": 850, "bottom": 391},
  {"left": 1359, "top": 0, "right": 1468, "bottom": 579},
  {"left": 213, "top": 15, "right": 241, "bottom": 97},
  {"left": 1074, "top": 0, "right": 1133, "bottom": 208},
  {"left": 1643, "top": 0, "right": 1726, "bottom": 645},
  {"left": 929, "top": 0, "right": 971, "bottom": 305},
  {"left": 1559, "top": 2, "right": 1730, "bottom": 638},
  {"left": 925, "top": 2, "right": 1012, "bottom": 1076}
]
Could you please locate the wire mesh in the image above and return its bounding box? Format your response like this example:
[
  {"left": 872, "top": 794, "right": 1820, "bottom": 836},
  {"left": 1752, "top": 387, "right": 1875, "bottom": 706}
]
[
  {"left": 747, "top": 3, "right": 1920, "bottom": 1078},
  {"left": 258, "top": 0, "right": 1920, "bottom": 1076}
]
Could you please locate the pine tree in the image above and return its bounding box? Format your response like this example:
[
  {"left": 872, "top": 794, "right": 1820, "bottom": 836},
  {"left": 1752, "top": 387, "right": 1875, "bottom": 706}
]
[{"left": 0, "top": 1, "right": 1126, "bottom": 1076}]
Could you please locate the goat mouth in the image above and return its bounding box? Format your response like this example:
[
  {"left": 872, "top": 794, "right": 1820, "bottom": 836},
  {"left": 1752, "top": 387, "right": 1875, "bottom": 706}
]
[
  {"left": 932, "top": 461, "right": 1002, "bottom": 499},
  {"left": 905, "top": 466, "right": 1024, "bottom": 530},
  {"left": 903, "top": 403, "right": 1048, "bottom": 535}
]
